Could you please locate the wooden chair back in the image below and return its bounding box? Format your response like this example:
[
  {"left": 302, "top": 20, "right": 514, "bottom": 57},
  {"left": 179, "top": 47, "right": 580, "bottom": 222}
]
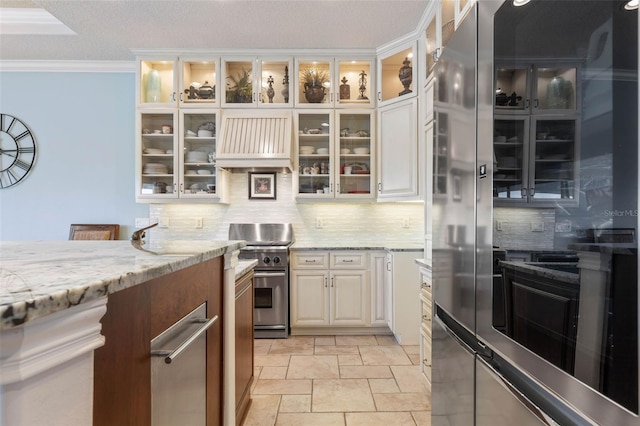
[{"left": 69, "top": 224, "right": 120, "bottom": 240}]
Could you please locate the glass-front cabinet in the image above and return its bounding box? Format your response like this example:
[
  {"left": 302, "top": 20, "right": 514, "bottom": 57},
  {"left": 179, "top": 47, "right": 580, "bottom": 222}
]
[
  {"left": 295, "top": 111, "right": 374, "bottom": 199},
  {"left": 296, "top": 58, "right": 334, "bottom": 107},
  {"left": 222, "top": 57, "right": 293, "bottom": 107},
  {"left": 137, "top": 110, "right": 178, "bottom": 199},
  {"left": 138, "top": 58, "right": 178, "bottom": 107},
  {"left": 493, "top": 116, "right": 578, "bottom": 204},
  {"left": 295, "top": 57, "right": 375, "bottom": 108},
  {"left": 137, "top": 109, "right": 226, "bottom": 202},
  {"left": 296, "top": 112, "right": 333, "bottom": 197},
  {"left": 180, "top": 110, "right": 221, "bottom": 199},
  {"left": 180, "top": 58, "right": 218, "bottom": 107},
  {"left": 377, "top": 42, "right": 416, "bottom": 106},
  {"left": 493, "top": 61, "right": 579, "bottom": 205},
  {"left": 336, "top": 111, "right": 374, "bottom": 197},
  {"left": 495, "top": 63, "right": 578, "bottom": 114},
  {"left": 335, "top": 59, "right": 374, "bottom": 107},
  {"left": 433, "top": 111, "right": 449, "bottom": 197}
]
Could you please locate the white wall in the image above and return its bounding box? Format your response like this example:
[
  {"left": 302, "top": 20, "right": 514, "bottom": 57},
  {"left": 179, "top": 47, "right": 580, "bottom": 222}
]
[{"left": 0, "top": 71, "right": 148, "bottom": 240}]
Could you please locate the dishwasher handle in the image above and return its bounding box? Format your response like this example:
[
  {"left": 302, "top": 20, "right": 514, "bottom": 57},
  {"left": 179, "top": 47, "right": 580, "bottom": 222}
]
[{"left": 151, "top": 315, "right": 218, "bottom": 364}]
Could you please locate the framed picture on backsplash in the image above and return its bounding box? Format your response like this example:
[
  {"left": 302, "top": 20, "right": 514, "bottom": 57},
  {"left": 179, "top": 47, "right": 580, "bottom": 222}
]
[{"left": 249, "top": 172, "right": 277, "bottom": 200}]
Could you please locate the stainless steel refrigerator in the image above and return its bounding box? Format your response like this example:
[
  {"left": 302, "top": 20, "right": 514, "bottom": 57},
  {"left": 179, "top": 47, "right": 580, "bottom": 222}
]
[{"left": 431, "top": 1, "right": 638, "bottom": 425}]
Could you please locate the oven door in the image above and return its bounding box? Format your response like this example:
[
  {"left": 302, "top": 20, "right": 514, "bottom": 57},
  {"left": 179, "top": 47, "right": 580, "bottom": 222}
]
[{"left": 253, "top": 271, "right": 287, "bottom": 331}]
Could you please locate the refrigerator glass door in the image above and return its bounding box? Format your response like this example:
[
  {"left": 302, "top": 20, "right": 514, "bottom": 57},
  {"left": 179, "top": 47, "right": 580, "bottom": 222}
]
[{"left": 477, "top": 1, "right": 638, "bottom": 424}]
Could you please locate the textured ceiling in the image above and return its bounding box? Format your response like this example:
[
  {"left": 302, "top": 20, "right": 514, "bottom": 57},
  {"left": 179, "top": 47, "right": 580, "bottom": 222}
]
[{"left": 0, "top": 0, "right": 430, "bottom": 61}]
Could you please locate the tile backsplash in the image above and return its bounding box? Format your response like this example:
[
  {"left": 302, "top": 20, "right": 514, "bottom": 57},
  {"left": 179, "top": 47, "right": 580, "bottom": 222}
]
[
  {"left": 493, "top": 207, "right": 556, "bottom": 251},
  {"left": 149, "top": 173, "right": 424, "bottom": 245}
]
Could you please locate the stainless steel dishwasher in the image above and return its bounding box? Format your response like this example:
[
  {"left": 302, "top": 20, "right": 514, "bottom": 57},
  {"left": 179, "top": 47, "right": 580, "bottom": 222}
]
[{"left": 150, "top": 303, "right": 217, "bottom": 425}]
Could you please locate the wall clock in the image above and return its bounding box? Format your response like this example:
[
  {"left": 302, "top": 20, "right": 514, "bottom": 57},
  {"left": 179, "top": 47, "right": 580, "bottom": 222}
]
[{"left": 0, "top": 114, "right": 37, "bottom": 189}]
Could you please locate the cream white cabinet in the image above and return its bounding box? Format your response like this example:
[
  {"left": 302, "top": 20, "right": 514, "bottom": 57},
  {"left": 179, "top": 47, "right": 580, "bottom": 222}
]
[
  {"left": 424, "top": 0, "right": 471, "bottom": 78},
  {"left": 370, "top": 252, "right": 390, "bottom": 327},
  {"left": 386, "top": 251, "right": 422, "bottom": 345},
  {"left": 377, "top": 98, "right": 419, "bottom": 200},
  {"left": 222, "top": 56, "right": 293, "bottom": 107},
  {"left": 295, "top": 111, "right": 375, "bottom": 199},
  {"left": 136, "top": 109, "right": 229, "bottom": 202},
  {"left": 419, "top": 266, "right": 432, "bottom": 388},
  {"left": 295, "top": 57, "right": 375, "bottom": 109},
  {"left": 290, "top": 251, "right": 369, "bottom": 329},
  {"left": 377, "top": 42, "right": 417, "bottom": 107},
  {"left": 138, "top": 57, "right": 220, "bottom": 108}
]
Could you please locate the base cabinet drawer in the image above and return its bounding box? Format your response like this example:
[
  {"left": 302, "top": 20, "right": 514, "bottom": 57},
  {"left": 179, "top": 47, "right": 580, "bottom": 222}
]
[{"left": 291, "top": 251, "right": 329, "bottom": 269}]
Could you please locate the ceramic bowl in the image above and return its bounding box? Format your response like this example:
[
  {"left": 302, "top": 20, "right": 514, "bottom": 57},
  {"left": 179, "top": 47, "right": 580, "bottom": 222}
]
[
  {"left": 353, "top": 147, "right": 370, "bottom": 154},
  {"left": 299, "top": 146, "right": 315, "bottom": 154},
  {"left": 197, "top": 169, "right": 212, "bottom": 175},
  {"left": 316, "top": 148, "right": 329, "bottom": 155},
  {"left": 198, "top": 130, "right": 214, "bottom": 137},
  {"left": 340, "top": 148, "right": 351, "bottom": 155}
]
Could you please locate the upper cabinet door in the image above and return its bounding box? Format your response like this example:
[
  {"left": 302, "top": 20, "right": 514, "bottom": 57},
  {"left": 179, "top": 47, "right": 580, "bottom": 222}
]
[
  {"left": 532, "top": 65, "right": 578, "bottom": 113},
  {"left": 335, "top": 58, "right": 375, "bottom": 108},
  {"left": 179, "top": 58, "right": 219, "bottom": 108},
  {"left": 257, "top": 58, "right": 294, "bottom": 108},
  {"left": 295, "top": 58, "right": 334, "bottom": 108},
  {"left": 377, "top": 43, "right": 417, "bottom": 107},
  {"left": 138, "top": 58, "right": 178, "bottom": 107},
  {"left": 222, "top": 58, "right": 256, "bottom": 107}
]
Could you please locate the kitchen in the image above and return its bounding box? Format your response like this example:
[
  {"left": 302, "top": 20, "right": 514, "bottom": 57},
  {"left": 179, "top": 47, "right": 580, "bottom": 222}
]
[{"left": 1, "top": 1, "right": 639, "bottom": 425}]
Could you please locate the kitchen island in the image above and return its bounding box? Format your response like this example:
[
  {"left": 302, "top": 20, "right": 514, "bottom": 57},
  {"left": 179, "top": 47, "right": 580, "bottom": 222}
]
[{"left": 0, "top": 240, "right": 248, "bottom": 426}]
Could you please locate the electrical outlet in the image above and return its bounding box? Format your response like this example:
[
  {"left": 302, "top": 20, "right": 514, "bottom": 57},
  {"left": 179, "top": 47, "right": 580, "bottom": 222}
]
[
  {"left": 496, "top": 220, "right": 503, "bottom": 231},
  {"left": 195, "top": 217, "right": 203, "bottom": 229},
  {"left": 402, "top": 218, "right": 411, "bottom": 228},
  {"left": 556, "top": 221, "right": 572, "bottom": 233},
  {"left": 531, "top": 221, "right": 545, "bottom": 232},
  {"left": 316, "top": 217, "right": 324, "bottom": 228},
  {"left": 158, "top": 217, "right": 170, "bottom": 228},
  {"left": 135, "top": 217, "right": 150, "bottom": 228}
]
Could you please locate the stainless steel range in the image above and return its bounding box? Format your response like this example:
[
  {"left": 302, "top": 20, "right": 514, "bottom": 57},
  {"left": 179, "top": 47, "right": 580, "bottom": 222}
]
[{"left": 229, "top": 223, "right": 293, "bottom": 339}]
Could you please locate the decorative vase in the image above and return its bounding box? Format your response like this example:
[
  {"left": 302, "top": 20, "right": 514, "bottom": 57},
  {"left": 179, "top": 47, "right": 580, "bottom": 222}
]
[
  {"left": 339, "top": 77, "right": 350, "bottom": 100},
  {"left": 304, "top": 84, "right": 325, "bottom": 103},
  {"left": 266, "top": 75, "right": 275, "bottom": 103},
  {"left": 398, "top": 57, "right": 413, "bottom": 96},
  {"left": 145, "top": 69, "right": 161, "bottom": 103}
]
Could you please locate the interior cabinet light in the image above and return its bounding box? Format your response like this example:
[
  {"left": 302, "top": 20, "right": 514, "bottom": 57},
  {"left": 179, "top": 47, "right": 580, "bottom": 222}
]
[
  {"left": 513, "top": 0, "right": 531, "bottom": 6},
  {"left": 625, "top": 0, "right": 638, "bottom": 10}
]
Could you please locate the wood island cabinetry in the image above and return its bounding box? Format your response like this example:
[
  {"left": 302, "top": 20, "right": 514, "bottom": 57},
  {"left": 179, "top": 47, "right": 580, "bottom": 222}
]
[
  {"left": 93, "top": 257, "right": 224, "bottom": 426},
  {"left": 235, "top": 270, "right": 254, "bottom": 426}
]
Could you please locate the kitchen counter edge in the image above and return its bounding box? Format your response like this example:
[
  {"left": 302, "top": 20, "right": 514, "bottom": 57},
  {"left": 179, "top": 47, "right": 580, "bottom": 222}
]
[{"left": 0, "top": 240, "right": 245, "bottom": 330}]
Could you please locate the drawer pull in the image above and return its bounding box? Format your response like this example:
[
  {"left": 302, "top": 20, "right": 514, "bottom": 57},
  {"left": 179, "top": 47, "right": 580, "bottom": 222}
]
[
  {"left": 151, "top": 315, "right": 218, "bottom": 364},
  {"left": 305, "top": 259, "right": 317, "bottom": 263},
  {"left": 341, "top": 259, "right": 354, "bottom": 263}
]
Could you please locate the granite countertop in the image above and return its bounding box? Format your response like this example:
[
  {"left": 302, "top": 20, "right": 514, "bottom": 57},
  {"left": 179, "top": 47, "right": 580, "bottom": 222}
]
[
  {"left": 0, "top": 240, "right": 245, "bottom": 330},
  {"left": 236, "top": 259, "right": 258, "bottom": 279},
  {"left": 499, "top": 260, "right": 580, "bottom": 285},
  {"left": 290, "top": 242, "right": 424, "bottom": 252}
]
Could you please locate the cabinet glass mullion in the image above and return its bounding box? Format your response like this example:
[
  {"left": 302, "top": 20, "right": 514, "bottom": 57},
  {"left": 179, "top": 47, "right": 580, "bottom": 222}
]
[{"left": 433, "top": 111, "right": 449, "bottom": 196}]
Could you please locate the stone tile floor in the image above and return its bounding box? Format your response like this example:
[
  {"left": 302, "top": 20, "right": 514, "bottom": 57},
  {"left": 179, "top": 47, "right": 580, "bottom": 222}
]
[{"left": 242, "top": 335, "right": 431, "bottom": 426}]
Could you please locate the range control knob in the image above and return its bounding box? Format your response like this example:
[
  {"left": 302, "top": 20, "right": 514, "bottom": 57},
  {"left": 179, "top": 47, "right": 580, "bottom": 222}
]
[
  {"left": 262, "top": 256, "right": 271, "bottom": 264},
  {"left": 273, "top": 256, "right": 281, "bottom": 264}
]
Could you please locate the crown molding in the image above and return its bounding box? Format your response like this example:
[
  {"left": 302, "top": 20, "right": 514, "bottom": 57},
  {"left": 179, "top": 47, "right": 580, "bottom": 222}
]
[{"left": 0, "top": 60, "right": 135, "bottom": 73}]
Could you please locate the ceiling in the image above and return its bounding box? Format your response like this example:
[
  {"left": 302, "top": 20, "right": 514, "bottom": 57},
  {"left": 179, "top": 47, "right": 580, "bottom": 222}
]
[{"left": 0, "top": 0, "right": 430, "bottom": 62}]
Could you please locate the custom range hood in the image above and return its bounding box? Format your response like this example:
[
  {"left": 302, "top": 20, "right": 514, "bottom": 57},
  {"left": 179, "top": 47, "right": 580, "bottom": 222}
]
[{"left": 216, "top": 110, "right": 293, "bottom": 172}]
